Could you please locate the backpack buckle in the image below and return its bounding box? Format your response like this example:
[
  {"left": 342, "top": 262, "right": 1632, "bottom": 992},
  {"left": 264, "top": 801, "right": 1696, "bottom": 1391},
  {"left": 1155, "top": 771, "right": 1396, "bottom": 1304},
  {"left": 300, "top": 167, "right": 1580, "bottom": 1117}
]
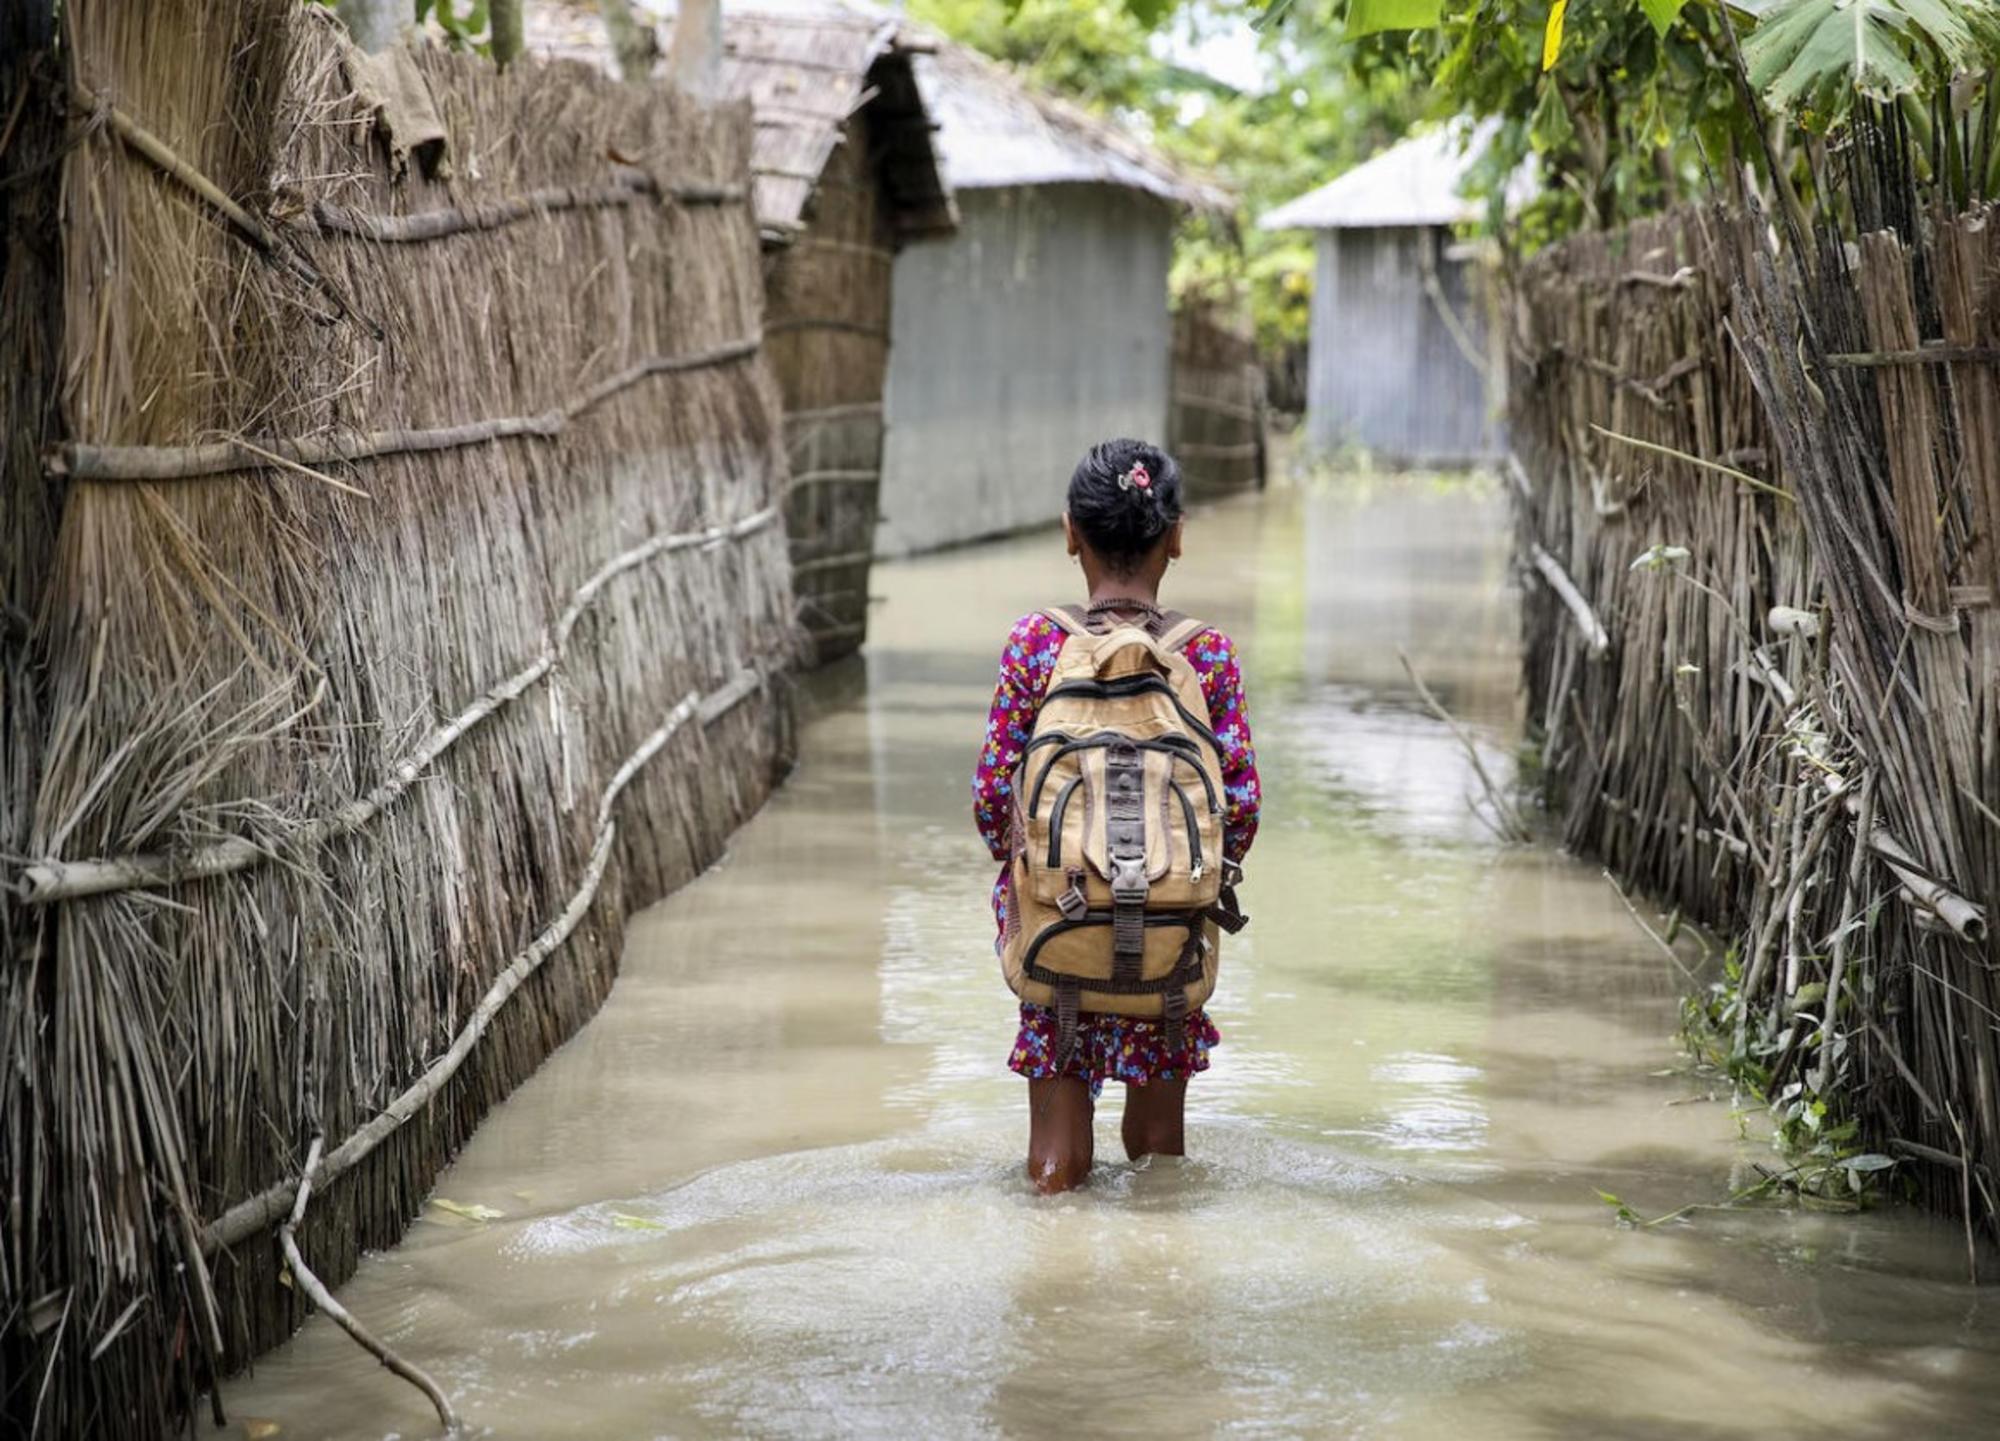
[
  {"left": 1057, "top": 868, "right": 1089, "bottom": 920},
  {"left": 1109, "top": 853, "right": 1149, "bottom": 906}
]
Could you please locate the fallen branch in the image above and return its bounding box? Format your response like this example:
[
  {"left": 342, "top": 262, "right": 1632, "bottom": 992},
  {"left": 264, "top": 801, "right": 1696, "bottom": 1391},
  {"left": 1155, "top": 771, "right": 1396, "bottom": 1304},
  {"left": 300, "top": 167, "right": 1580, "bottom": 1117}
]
[
  {"left": 1527, "top": 542, "right": 1611, "bottom": 658},
  {"left": 1604, "top": 869, "right": 1702, "bottom": 988},
  {"left": 1397, "top": 648, "right": 1530, "bottom": 843},
  {"left": 19, "top": 510, "right": 775, "bottom": 904},
  {"left": 279, "top": 1137, "right": 458, "bottom": 1431}
]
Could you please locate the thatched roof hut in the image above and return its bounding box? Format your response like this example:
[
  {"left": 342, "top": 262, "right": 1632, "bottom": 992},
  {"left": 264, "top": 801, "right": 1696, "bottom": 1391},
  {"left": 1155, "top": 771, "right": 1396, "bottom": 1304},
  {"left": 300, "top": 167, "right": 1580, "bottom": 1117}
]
[
  {"left": 877, "top": 34, "right": 1235, "bottom": 554},
  {"left": 3, "top": 2, "right": 795, "bottom": 1432},
  {"left": 534, "top": 0, "right": 956, "bottom": 663}
]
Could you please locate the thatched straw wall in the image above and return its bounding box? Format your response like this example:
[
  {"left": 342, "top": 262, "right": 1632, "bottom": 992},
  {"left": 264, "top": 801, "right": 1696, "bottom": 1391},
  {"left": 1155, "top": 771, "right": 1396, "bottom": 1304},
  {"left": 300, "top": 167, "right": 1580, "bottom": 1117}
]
[
  {"left": 766, "top": 108, "right": 896, "bottom": 663},
  {"left": 1169, "top": 299, "right": 1266, "bottom": 498},
  {"left": 1511, "top": 202, "right": 2000, "bottom": 1251},
  {"left": 0, "top": 2, "right": 796, "bottom": 1433}
]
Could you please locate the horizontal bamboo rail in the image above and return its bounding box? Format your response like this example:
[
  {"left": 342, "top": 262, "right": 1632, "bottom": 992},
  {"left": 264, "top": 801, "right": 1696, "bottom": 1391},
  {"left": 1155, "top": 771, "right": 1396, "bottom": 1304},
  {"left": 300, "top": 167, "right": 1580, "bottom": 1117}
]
[
  {"left": 46, "top": 337, "right": 762, "bottom": 482},
  {"left": 311, "top": 170, "right": 743, "bottom": 243},
  {"left": 207, "top": 675, "right": 739, "bottom": 1257},
  {"left": 17, "top": 509, "right": 777, "bottom": 904}
]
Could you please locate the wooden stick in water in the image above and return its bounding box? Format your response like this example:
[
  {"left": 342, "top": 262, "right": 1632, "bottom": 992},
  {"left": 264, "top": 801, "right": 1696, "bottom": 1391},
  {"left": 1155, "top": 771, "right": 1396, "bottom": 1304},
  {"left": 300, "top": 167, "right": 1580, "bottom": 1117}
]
[{"left": 279, "top": 1136, "right": 460, "bottom": 1431}]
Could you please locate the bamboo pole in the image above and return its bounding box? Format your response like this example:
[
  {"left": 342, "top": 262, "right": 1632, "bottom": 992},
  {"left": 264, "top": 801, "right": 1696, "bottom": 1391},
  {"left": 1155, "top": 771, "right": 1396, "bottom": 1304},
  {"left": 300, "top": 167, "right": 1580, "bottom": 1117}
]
[
  {"left": 1527, "top": 542, "right": 1611, "bottom": 658},
  {"left": 311, "top": 176, "right": 743, "bottom": 243},
  {"left": 203, "top": 675, "right": 740, "bottom": 1256},
  {"left": 46, "top": 337, "right": 761, "bottom": 482}
]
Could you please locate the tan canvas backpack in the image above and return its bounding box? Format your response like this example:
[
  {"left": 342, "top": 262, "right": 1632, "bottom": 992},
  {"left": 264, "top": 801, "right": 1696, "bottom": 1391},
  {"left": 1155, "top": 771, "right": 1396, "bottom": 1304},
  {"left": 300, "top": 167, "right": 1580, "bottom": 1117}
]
[{"left": 1000, "top": 604, "right": 1248, "bottom": 1065}]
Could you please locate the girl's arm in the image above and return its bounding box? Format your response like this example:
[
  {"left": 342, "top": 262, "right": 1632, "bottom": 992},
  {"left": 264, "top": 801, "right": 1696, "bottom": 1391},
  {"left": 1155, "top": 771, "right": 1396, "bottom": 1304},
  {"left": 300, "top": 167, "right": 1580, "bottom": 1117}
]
[
  {"left": 973, "top": 613, "right": 1064, "bottom": 862},
  {"left": 1190, "top": 628, "right": 1261, "bottom": 863}
]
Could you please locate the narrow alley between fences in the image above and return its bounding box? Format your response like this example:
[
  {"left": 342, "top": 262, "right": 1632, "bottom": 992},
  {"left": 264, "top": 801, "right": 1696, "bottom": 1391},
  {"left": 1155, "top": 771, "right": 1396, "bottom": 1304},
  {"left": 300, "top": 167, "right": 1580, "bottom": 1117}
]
[{"left": 222, "top": 480, "right": 2000, "bottom": 1439}]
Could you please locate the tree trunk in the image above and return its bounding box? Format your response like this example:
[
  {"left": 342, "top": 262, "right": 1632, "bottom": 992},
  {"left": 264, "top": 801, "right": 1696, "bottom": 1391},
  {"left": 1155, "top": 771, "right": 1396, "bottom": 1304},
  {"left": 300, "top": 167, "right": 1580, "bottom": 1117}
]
[
  {"left": 600, "top": 0, "right": 657, "bottom": 84},
  {"left": 336, "top": 0, "right": 404, "bottom": 53},
  {"left": 491, "top": 0, "right": 525, "bottom": 69},
  {"left": 668, "top": 0, "right": 722, "bottom": 103}
]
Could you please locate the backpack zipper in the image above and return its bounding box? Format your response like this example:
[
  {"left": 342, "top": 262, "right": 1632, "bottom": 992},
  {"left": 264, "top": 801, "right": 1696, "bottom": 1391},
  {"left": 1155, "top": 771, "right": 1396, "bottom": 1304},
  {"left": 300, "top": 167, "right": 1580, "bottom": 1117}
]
[
  {"left": 1170, "top": 781, "right": 1205, "bottom": 880},
  {"left": 1041, "top": 675, "right": 1222, "bottom": 750},
  {"left": 1046, "top": 776, "right": 1083, "bottom": 867},
  {"left": 1028, "top": 736, "right": 1217, "bottom": 817}
]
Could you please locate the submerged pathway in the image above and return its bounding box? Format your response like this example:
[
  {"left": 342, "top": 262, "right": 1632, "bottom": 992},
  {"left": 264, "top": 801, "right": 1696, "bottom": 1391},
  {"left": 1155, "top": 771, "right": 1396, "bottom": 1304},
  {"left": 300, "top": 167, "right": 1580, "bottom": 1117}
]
[{"left": 230, "top": 479, "right": 2000, "bottom": 1438}]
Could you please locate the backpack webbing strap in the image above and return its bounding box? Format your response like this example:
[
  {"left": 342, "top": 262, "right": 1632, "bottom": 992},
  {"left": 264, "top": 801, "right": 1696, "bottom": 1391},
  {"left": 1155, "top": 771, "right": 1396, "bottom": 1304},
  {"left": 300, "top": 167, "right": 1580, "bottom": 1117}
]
[
  {"left": 1156, "top": 613, "right": 1207, "bottom": 653},
  {"left": 1054, "top": 978, "right": 1081, "bottom": 1075},
  {"left": 1205, "top": 883, "right": 1249, "bottom": 935},
  {"left": 1044, "top": 605, "right": 1093, "bottom": 637},
  {"left": 1161, "top": 984, "right": 1189, "bottom": 1055},
  {"left": 1104, "top": 739, "right": 1149, "bottom": 986}
]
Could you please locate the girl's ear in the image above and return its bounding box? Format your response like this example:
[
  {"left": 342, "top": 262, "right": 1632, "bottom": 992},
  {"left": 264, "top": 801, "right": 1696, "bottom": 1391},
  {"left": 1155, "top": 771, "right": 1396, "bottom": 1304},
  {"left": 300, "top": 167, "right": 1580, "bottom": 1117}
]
[
  {"left": 1165, "top": 518, "right": 1184, "bottom": 563},
  {"left": 1062, "top": 511, "right": 1080, "bottom": 557}
]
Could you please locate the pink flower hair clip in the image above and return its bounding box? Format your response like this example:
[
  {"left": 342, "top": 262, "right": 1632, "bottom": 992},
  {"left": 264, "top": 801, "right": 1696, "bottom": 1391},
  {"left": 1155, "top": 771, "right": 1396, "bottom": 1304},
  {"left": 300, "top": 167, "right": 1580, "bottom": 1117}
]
[{"left": 1119, "top": 461, "right": 1152, "bottom": 492}]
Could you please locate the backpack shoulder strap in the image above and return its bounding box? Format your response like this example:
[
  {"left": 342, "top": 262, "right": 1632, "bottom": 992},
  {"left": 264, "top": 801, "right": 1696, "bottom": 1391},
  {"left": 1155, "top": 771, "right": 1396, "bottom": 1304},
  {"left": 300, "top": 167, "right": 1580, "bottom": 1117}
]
[
  {"left": 1043, "top": 604, "right": 1094, "bottom": 637},
  {"left": 1156, "top": 612, "right": 1208, "bottom": 653}
]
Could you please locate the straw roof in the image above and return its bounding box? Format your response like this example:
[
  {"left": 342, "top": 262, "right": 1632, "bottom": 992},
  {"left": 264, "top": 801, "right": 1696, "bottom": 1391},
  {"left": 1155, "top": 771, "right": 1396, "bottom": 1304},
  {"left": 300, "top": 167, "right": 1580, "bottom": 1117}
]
[
  {"left": 1260, "top": 121, "right": 1531, "bottom": 231},
  {"left": 528, "top": 1, "right": 956, "bottom": 243}
]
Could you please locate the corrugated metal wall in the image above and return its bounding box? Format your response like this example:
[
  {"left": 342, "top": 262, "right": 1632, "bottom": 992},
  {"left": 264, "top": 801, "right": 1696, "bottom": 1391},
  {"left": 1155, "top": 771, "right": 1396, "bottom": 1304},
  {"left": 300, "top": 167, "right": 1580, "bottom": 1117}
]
[
  {"left": 878, "top": 184, "right": 1173, "bottom": 556},
  {"left": 1306, "top": 225, "right": 1497, "bottom": 465}
]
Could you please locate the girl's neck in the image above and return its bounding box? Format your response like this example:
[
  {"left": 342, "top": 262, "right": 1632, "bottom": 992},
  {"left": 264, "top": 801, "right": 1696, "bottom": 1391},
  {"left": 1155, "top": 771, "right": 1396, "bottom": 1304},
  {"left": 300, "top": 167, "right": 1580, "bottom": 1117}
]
[{"left": 1086, "top": 577, "right": 1160, "bottom": 609}]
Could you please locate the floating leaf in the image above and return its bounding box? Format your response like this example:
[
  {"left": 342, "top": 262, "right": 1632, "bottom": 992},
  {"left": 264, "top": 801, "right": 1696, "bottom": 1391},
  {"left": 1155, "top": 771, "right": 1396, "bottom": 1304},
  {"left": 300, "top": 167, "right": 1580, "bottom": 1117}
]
[
  {"left": 243, "top": 1420, "right": 283, "bottom": 1440},
  {"left": 430, "top": 1197, "right": 504, "bottom": 1222},
  {"left": 610, "top": 1211, "right": 668, "bottom": 1232},
  {"left": 1347, "top": 0, "right": 1445, "bottom": 38},
  {"left": 1542, "top": 0, "right": 1570, "bottom": 72}
]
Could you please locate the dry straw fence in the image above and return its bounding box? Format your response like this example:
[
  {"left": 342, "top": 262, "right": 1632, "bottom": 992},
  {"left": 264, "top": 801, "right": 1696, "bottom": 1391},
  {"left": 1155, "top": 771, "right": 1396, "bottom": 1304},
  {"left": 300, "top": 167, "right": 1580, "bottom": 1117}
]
[
  {"left": 1510, "top": 198, "right": 2000, "bottom": 1257},
  {"left": 1169, "top": 298, "right": 1267, "bottom": 499},
  {"left": 1, "top": 1, "right": 801, "bottom": 1433}
]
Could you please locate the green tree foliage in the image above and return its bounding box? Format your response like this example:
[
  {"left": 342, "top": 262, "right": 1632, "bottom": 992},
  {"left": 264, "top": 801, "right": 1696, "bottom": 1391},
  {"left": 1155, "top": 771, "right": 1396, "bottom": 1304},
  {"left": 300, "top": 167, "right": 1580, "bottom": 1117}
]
[{"left": 909, "top": 0, "right": 1422, "bottom": 361}]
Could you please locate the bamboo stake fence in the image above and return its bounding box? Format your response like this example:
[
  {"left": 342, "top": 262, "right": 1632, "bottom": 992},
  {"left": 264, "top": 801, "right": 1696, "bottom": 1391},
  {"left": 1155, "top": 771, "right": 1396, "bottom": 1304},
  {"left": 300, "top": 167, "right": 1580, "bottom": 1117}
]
[{"left": 1510, "top": 202, "right": 2000, "bottom": 1253}]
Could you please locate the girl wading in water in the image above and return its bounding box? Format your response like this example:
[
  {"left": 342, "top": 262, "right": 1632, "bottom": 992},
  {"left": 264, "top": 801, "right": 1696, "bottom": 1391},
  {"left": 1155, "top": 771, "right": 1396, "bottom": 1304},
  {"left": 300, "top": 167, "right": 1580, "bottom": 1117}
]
[{"left": 974, "top": 439, "right": 1260, "bottom": 1194}]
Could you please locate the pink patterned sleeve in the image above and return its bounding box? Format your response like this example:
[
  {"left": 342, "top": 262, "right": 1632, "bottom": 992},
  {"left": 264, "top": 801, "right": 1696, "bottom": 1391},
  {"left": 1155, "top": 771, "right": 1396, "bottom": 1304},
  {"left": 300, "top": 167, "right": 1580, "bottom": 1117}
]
[
  {"left": 1185, "top": 627, "right": 1261, "bottom": 862},
  {"left": 973, "top": 613, "right": 1065, "bottom": 861}
]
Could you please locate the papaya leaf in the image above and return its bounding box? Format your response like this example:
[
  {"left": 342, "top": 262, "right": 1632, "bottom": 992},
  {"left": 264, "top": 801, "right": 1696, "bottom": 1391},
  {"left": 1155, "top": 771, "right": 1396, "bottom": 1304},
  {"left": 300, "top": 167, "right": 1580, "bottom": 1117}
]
[
  {"left": 1347, "top": 0, "right": 1445, "bottom": 38},
  {"left": 1740, "top": 0, "right": 2000, "bottom": 127}
]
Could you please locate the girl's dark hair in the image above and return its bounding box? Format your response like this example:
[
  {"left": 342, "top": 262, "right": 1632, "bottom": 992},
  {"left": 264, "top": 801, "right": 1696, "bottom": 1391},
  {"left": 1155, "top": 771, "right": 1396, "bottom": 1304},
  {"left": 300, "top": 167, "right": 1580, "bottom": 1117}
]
[{"left": 1066, "top": 438, "right": 1183, "bottom": 573}]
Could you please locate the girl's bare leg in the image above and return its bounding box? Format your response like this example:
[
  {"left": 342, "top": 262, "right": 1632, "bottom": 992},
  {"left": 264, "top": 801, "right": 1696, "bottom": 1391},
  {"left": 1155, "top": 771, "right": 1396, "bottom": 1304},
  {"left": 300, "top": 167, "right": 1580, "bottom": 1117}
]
[
  {"left": 1027, "top": 1077, "right": 1094, "bottom": 1193},
  {"left": 1122, "top": 1077, "right": 1187, "bottom": 1160}
]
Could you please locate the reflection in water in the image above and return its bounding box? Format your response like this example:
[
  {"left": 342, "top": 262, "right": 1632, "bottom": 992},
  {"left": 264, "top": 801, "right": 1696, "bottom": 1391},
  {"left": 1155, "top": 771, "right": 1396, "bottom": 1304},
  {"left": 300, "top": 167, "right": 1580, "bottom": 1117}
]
[{"left": 226, "top": 480, "right": 2000, "bottom": 1440}]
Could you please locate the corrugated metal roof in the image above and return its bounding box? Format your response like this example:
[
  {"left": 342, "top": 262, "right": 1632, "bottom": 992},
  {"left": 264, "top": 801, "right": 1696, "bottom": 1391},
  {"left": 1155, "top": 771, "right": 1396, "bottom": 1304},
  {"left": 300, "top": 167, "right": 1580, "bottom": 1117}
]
[
  {"left": 1260, "top": 122, "right": 1530, "bottom": 231},
  {"left": 911, "top": 37, "right": 1228, "bottom": 210}
]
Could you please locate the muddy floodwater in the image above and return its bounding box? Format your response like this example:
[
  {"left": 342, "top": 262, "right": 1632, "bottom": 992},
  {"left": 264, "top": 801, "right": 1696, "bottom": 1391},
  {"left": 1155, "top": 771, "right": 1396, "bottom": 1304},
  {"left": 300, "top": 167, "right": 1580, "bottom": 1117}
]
[{"left": 230, "top": 478, "right": 2000, "bottom": 1438}]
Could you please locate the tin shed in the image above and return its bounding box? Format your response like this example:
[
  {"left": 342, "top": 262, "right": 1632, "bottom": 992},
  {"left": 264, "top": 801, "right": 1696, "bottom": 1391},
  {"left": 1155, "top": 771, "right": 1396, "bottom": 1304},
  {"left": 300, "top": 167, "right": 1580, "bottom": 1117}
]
[
  {"left": 1261, "top": 126, "right": 1522, "bottom": 467},
  {"left": 876, "top": 39, "right": 1229, "bottom": 556}
]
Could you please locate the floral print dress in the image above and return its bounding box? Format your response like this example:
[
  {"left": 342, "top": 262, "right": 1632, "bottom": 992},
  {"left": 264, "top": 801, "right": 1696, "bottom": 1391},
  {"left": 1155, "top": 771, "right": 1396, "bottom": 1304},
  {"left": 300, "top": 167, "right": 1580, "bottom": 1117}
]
[{"left": 974, "top": 611, "right": 1261, "bottom": 1089}]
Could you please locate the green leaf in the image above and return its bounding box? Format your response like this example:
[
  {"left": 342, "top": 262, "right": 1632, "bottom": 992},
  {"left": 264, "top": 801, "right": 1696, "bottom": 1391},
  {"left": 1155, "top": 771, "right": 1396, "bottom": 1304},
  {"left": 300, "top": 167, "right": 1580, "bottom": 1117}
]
[
  {"left": 1347, "top": 0, "right": 1445, "bottom": 38},
  {"left": 610, "top": 1211, "right": 669, "bottom": 1231},
  {"left": 1740, "top": 0, "right": 2000, "bottom": 126},
  {"left": 1640, "top": 0, "right": 1687, "bottom": 36}
]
